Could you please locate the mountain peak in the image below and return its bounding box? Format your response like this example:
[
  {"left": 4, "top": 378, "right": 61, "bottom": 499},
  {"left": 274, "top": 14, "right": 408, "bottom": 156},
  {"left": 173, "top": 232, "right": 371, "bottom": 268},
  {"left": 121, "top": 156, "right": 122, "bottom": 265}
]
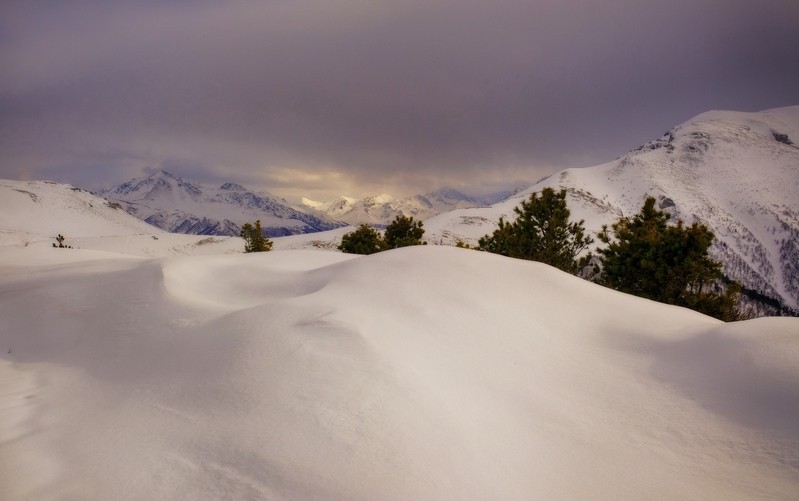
[
  {"left": 301, "top": 197, "right": 325, "bottom": 208},
  {"left": 423, "top": 105, "right": 799, "bottom": 315},
  {"left": 370, "top": 194, "right": 394, "bottom": 204},
  {"left": 220, "top": 182, "right": 246, "bottom": 191},
  {"left": 428, "top": 187, "right": 471, "bottom": 201},
  {"left": 147, "top": 170, "right": 181, "bottom": 182},
  {"left": 142, "top": 170, "right": 184, "bottom": 184}
]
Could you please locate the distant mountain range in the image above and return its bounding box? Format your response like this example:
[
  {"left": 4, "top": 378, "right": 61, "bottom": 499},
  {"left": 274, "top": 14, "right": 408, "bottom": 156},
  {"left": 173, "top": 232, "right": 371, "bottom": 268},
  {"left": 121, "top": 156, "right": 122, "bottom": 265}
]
[
  {"left": 17, "top": 105, "right": 797, "bottom": 315},
  {"left": 99, "top": 170, "right": 516, "bottom": 233},
  {"left": 300, "top": 188, "right": 514, "bottom": 226},
  {"left": 97, "top": 171, "right": 346, "bottom": 237},
  {"left": 425, "top": 105, "right": 799, "bottom": 315}
]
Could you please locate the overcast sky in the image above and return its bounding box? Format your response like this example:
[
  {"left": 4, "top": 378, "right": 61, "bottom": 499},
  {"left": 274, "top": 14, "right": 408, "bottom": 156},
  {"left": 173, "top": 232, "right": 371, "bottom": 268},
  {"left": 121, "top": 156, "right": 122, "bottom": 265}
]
[{"left": 2, "top": 0, "right": 798, "bottom": 200}]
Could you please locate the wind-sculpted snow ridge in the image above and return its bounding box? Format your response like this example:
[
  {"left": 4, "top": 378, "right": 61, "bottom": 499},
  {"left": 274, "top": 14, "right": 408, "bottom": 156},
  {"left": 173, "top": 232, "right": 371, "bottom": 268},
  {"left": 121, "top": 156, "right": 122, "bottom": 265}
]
[
  {"left": 425, "top": 106, "right": 799, "bottom": 313},
  {"left": 1, "top": 245, "right": 798, "bottom": 500}
]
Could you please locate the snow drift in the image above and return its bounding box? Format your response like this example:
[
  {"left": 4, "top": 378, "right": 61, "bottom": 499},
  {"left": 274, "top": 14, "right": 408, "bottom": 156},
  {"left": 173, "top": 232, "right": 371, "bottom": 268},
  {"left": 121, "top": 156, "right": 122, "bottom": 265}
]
[{"left": 1, "top": 244, "right": 798, "bottom": 500}]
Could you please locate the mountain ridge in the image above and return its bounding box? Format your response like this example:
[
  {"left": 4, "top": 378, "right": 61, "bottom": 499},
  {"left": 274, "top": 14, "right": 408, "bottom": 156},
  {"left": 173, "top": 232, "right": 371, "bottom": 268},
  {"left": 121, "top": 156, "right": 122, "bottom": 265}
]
[
  {"left": 6, "top": 106, "right": 797, "bottom": 314},
  {"left": 301, "top": 188, "right": 515, "bottom": 226},
  {"left": 99, "top": 171, "right": 346, "bottom": 237},
  {"left": 424, "top": 106, "right": 799, "bottom": 314}
]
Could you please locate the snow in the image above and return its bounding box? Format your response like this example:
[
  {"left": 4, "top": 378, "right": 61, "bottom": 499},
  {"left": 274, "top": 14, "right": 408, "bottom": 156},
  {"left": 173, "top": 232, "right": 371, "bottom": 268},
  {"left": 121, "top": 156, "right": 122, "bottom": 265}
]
[
  {"left": 1, "top": 177, "right": 798, "bottom": 500},
  {"left": 424, "top": 106, "right": 799, "bottom": 310},
  {"left": 101, "top": 171, "right": 342, "bottom": 236},
  {"left": 300, "top": 197, "right": 326, "bottom": 209},
  {"left": 0, "top": 179, "right": 355, "bottom": 258},
  {"left": 306, "top": 190, "right": 489, "bottom": 226},
  {"left": 0, "top": 180, "right": 164, "bottom": 241},
  {"left": 371, "top": 193, "right": 394, "bottom": 204},
  {"left": 301, "top": 195, "right": 359, "bottom": 217}
]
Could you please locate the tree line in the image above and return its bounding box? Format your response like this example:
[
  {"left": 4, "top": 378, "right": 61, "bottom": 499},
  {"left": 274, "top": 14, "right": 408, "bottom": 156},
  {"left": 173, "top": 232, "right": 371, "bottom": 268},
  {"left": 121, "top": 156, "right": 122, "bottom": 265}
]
[
  {"left": 475, "top": 188, "right": 744, "bottom": 321},
  {"left": 240, "top": 215, "right": 426, "bottom": 255}
]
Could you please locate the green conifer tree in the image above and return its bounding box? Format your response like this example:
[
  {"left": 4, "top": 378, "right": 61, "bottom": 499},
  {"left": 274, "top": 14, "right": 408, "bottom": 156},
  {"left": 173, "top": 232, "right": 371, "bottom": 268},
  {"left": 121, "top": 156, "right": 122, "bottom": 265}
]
[
  {"left": 338, "top": 224, "right": 387, "bottom": 254},
  {"left": 597, "top": 196, "right": 744, "bottom": 320},
  {"left": 384, "top": 215, "right": 425, "bottom": 249},
  {"left": 478, "top": 187, "right": 592, "bottom": 274},
  {"left": 240, "top": 220, "right": 273, "bottom": 253}
]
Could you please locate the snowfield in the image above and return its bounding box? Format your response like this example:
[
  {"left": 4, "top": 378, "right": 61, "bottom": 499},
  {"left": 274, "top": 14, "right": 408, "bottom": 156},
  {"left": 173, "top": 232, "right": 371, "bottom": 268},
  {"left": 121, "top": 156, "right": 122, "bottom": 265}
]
[
  {"left": 1, "top": 170, "right": 798, "bottom": 499},
  {"left": 1, "top": 242, "right": 798, "bottom": 499}
]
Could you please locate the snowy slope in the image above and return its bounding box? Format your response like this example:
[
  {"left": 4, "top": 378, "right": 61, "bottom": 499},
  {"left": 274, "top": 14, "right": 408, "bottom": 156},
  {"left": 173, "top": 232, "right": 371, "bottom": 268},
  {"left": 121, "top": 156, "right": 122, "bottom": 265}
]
[
  {"left": 1, "top": 184, "right": 797, "bottom": 499},
  {"left": 1, "top": 244, "right": 798, "bottom": 500},
  {"left": 425, "top": 106, "right": 799, "bottom": 311},
  {"left": 0, "top": 178, "right": 351, "bottom": 257},
  {"left": 301, "top": 195, "right": 359, "bottom": 217},
  {"left": 0, "top": 180, "right": 166, "bottom": 244},
  {"left": 101, "top": 171, "right": 345, "bottom": 237}
]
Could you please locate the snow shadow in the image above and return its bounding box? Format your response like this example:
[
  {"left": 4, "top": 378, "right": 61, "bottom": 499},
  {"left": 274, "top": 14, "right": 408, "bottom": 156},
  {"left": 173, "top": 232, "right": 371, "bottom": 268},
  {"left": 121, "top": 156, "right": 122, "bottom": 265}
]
[{"left": 612, "top": 324, "right": 799, "bottom": 436}]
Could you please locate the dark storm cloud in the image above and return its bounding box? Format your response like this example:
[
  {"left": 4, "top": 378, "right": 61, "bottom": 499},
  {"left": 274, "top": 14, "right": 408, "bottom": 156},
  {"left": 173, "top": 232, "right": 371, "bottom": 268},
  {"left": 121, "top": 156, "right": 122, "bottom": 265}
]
[{"left": 1, "top": 0, "right": 798, "bottom": 197}]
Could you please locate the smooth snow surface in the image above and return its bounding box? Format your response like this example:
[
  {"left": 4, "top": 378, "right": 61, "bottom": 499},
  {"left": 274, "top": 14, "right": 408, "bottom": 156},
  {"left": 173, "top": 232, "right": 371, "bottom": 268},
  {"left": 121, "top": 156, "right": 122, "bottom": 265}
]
[{"left": 2, "top": 243, "right": 798, "bottom": 500}]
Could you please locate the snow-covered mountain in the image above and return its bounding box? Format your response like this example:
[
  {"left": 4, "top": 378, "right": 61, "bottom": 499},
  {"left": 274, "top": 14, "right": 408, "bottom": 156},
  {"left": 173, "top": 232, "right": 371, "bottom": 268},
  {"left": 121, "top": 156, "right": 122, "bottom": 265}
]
[
  {"left": 300, "top": 195, "right": 359, "bottom": 218},
  {"left": 0, "top": 178, "right": 354, "bottom": 256},
  {"left": 2, "top": 169, "right": 798, "bottom": 499},
  {"left": 0, "top": 179, "right": 165, "bottom": 242},
  {"left": 425, "top": 106, "right": 799, "bottom": 314},
  {"left": 100, "top": 171, "right": 345, "bottom": 237},
  {"left": 302, "top": 188, "right": 505, "bottom": 226}
]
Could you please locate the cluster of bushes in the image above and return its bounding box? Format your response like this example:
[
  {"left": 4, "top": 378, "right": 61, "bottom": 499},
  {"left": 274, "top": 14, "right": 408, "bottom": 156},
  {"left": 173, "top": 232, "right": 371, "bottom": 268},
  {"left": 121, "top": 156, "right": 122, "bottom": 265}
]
[
  {"left": 338, "top": 215, "right": 425, "bottom": 255},
  {"left": 477, "top": 188, "right": 744, "bottom": 321}
]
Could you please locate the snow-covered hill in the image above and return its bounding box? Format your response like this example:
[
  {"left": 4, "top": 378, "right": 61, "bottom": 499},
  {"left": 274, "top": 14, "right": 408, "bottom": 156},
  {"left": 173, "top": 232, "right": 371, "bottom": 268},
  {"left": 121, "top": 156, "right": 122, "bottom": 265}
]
[
  {"left": 0, "top": 180, "right": 165, "bottom": 243},
  {"left": 0, "top": 178, "right": 350, "bottom": 257},
  {"left": 425, "top": 106, "right": 799, "bottom": 313},
  {"left": 1, "top": 243, "right": 798, "bottom": 500},
  {"left": 100, "top": 171, "right": 345, "bottom": 237},
  {"left": 302, "top": 188, "right": 504, "bottom": 226},
  {"left": 2, "top": 173, "right": 798, "bottom": 499}
]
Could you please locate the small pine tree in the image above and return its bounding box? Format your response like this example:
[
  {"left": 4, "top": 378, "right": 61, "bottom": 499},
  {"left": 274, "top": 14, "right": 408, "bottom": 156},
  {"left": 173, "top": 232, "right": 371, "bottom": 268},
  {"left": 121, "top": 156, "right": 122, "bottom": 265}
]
[
  {"left": 338, "top": 224, "right": 387, "bottom": 255},
  {"left": 53, "top": 234, "right": 72, "bottom": 248},
  {"left": 384, "top": 215, "right": 425, "bottom": 249},
  {"left": 478, "top": 188, "right": 592, "bottom": 274},
  {"left": 240, "top": 220, "right": 273, "bottom": 253},
  {"left": 597, "top": 196, "right": 744, "bottom": 321}
]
